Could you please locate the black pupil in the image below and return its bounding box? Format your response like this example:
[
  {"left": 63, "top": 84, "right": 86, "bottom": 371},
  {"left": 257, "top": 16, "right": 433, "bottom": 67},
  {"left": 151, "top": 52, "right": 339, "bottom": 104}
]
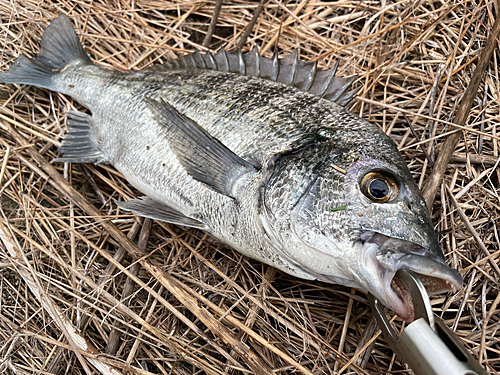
[{"left": 370, "top": 179, "right": 390, "bottom": 199}]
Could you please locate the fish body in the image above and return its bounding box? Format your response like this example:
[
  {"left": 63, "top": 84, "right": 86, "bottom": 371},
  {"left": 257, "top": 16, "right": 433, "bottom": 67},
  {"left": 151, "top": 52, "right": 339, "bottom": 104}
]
[{"left": 0, "top": 15, "right": 462, "bottom": 321}]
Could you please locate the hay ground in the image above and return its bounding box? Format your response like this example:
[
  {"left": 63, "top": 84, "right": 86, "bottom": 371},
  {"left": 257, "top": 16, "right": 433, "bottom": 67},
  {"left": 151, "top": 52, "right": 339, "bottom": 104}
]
[{"left": 0, "top": 1, "right": 499, "bottom": 374}]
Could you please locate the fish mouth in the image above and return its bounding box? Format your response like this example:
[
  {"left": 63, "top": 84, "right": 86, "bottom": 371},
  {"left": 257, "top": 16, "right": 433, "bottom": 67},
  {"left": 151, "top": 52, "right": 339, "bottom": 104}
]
[{"left": 360, "top": 231, "right": 462, "bottom": 322}]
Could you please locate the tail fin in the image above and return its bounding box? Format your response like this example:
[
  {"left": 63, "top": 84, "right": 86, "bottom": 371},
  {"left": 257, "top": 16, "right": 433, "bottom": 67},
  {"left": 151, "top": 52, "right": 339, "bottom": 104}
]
[{"left": 0, "top": 14, "right": 91, "bottom": 90}]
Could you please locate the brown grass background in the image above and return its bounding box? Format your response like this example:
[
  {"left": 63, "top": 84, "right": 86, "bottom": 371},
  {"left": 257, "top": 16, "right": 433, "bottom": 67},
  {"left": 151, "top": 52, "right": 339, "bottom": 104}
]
[{"left": 0, "top": 1, "right": 499, "bottom": 374}]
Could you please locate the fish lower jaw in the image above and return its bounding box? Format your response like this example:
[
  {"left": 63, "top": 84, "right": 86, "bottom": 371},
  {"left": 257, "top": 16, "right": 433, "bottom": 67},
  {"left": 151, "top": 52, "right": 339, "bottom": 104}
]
[
  {"left": 359, "top": 231, "right": 463, "bottom": 322},
  {"left": 383, "top": 271, "right": 414, "bottom": 321},
  {"left": 382, "top": 269, "right": 460, "bottom": 322}
]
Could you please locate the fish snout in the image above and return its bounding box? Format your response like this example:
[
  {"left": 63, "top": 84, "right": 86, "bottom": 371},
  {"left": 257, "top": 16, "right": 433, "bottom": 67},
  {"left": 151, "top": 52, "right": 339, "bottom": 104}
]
[{"left": 360, "top": 231, "right": 462, "bottom": 321}]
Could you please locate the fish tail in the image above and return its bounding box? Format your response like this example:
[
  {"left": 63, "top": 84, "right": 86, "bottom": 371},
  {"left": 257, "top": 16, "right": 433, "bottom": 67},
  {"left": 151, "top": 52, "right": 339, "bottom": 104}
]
[{"left": 0, "top": 14, "right": 91, "bottom": 90}]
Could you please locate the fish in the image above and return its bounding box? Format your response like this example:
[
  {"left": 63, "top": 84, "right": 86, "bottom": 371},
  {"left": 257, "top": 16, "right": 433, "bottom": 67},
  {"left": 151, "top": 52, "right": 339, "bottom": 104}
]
[{"left": 0, "top": 14, "right": 462, "bottom": 321}]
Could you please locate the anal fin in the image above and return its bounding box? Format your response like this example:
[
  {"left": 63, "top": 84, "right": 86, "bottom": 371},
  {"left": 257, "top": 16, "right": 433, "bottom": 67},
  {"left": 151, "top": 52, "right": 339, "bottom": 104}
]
[
  {"left": 54, "top": 111, "right": 105, "bottom": 163},
  {"left": 116, "top": 197, "right": 207, "bottom": 230}
]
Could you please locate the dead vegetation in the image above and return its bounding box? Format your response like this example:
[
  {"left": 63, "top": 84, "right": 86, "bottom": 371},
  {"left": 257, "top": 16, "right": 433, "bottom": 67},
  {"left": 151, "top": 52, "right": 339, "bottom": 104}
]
[{"left": 0, "top": 1, "right": 499, "bottom": 374}]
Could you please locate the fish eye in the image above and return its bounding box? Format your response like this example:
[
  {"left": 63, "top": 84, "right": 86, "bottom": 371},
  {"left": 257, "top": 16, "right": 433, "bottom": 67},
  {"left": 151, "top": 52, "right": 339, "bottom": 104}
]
[{"left": 360, "top": 170, "right": 399, "bottom": 203}]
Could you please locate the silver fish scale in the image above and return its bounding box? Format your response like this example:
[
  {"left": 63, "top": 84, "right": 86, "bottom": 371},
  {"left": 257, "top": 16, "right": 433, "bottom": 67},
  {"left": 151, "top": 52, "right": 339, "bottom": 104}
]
[{"left": 313, "top": 169, "right": 349, "bottom": 230}]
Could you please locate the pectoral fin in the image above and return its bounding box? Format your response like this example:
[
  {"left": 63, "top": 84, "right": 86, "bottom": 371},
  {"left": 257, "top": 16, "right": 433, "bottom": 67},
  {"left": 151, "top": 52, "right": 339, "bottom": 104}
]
[
  {"left": 149, "top": 99, "right": 258, "bottom": 198},
  {"left": 116, "top": 197, "right": 207, "bottom": 229}
]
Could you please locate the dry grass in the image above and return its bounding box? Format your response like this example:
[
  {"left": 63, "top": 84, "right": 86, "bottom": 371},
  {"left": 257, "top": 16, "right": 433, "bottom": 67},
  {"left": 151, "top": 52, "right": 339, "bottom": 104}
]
[{"left": 0, "top": 1, "right": 499, "bottom": 374}]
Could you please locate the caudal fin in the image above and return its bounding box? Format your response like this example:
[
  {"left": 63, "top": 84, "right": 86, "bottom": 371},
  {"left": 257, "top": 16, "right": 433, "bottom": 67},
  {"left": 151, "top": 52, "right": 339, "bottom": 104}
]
[{"left": 0, "top": 14, "right": 91, "bottom": 90}]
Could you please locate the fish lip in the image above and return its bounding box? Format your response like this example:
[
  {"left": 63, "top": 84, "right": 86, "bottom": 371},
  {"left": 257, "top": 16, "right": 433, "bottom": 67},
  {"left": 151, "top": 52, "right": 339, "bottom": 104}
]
[{"left": 361, "top": 231, "right": 463, "bottom": 322}]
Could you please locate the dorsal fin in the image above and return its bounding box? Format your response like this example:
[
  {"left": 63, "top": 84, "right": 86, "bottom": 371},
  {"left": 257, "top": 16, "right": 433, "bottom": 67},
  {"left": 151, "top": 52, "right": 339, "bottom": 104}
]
[{"left": 160, "top": 48, "right": 359, "bottom": 106}]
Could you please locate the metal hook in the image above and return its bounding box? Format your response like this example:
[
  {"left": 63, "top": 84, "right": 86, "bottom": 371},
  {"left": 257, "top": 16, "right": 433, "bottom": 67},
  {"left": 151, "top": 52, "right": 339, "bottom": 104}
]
[{"left": 369, "top": 269, "right": 487, "bottom": 375}]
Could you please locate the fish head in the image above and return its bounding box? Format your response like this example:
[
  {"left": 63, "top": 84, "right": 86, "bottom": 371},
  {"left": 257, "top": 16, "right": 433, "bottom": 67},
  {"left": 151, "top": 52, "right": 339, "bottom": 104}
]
[
  {"left": 341, "top": 154, "right": 462, "bottom": 321},
  {"left": 262, "top": 140, "right": 462, "bottom": 321}
]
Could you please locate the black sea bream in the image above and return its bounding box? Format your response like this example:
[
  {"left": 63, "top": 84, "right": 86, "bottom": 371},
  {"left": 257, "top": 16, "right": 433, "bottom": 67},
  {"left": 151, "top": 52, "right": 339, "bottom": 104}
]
[{"left": 0, "top": 15, "right": 462, "bottom": 321}]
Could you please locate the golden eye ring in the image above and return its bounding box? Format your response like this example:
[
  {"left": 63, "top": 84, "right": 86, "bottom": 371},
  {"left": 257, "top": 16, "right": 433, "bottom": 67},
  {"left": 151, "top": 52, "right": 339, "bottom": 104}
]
[{"left": 360, "top": 170, "right": 400, "bottom": 203}]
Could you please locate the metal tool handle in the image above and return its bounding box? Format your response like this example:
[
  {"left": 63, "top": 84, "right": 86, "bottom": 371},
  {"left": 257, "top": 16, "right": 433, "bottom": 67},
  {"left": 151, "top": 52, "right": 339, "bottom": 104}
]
[
  {"left": 400, "top": 316, "right": 485, "bottom": 375},
  {"left": 369, "top": 270, "right": 487, "bottom": 375}
]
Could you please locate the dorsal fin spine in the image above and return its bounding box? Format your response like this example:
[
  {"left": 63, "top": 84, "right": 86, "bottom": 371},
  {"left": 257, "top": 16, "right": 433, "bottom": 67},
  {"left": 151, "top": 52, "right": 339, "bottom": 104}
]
[
  {"left": 179, "top": 55, "right": 188, "bottom": 69},
  {"left": 331, "top": 59, "right": 339, "bottom": 77},
  {"left": 253, "top": 48, "right": 261, "bottom": 77},
  {"left": 271, "top": 51, "right": 279, "bottom": 81},
  {"left": 206, "top": 52, "right": 216, "bottom": 70},
  {"left": 325, "top": 76, "right": 358, "bottom": 102},
  {"left": 284, "top": 49, "right": 299, "bottom": 86},
  {"left": 237, "top": 49, "right": 245, "bottom": 75},
  {"left": 222, "top": 49, "right": 229, "bottom": 72},
  {"left": 317, "top": 67, "right": 336, "bottom": 97},
  {"left": 216, "top": 49, "right": 229, "bottom": 72},
  {"left": 303, "top": 61, "right": 317, "bottom": 91},
  {"left": 188, "top": 54, "right": 196, "bottom": 68},
  {"left": 162, "top": 47, "right": 357, "bottom": 106},
  {"left": 191, "top": 52, "right": 200, "bottom": 67},
  {"left": 338, "top": 85, "right": 361, "bottom": 106}
]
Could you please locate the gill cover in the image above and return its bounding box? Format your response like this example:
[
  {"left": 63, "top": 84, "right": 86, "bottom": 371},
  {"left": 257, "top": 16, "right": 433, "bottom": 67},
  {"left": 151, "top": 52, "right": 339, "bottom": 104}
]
[{"left": 261, "top": 140, "right": 353, "bottom": 282}]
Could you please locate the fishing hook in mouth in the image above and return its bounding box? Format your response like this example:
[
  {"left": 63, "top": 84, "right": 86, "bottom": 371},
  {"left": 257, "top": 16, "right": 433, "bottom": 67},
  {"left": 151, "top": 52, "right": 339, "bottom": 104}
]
[{"left": 359, "top": 231, "right": 462, "bottom": 321}]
